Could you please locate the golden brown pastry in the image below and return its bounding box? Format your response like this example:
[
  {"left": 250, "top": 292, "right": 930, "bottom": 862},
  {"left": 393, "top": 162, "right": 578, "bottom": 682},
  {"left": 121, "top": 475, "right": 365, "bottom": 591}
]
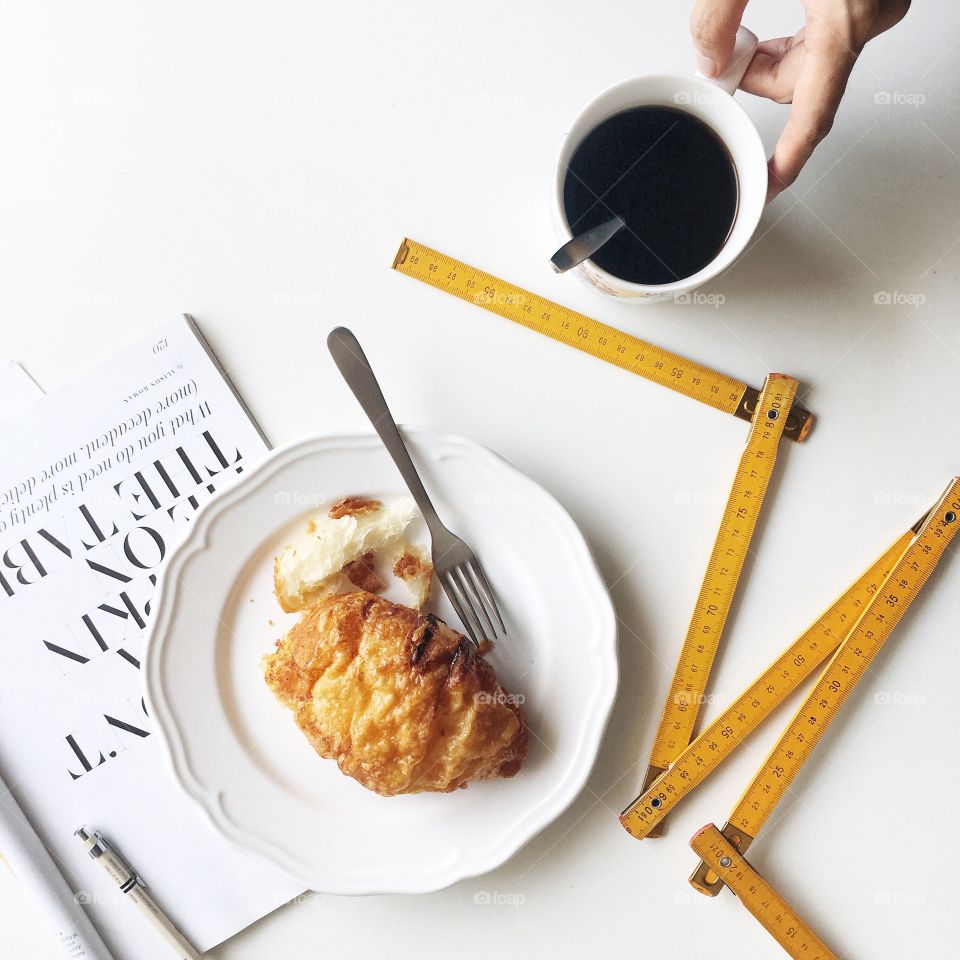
[{"left": 262, "top": 591, "right": 528, "bottom": 796}]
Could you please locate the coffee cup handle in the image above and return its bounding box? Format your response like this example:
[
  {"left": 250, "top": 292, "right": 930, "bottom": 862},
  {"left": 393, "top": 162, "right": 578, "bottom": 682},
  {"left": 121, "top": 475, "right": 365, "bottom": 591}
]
[{"left": 696, "top": 25, "right": 759, "bottom": 96}]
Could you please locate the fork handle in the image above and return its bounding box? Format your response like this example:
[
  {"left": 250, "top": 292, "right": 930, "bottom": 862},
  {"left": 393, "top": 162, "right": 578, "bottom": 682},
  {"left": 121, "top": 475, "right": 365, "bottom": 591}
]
[{"left": 327, "top": 327, "right": 445, "bottom": 533}]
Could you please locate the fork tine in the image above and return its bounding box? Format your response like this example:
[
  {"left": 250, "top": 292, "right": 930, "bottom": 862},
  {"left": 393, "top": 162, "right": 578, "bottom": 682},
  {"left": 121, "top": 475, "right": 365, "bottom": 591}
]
[
  {"left": 452, "top": 564, "right": 497, "bottom": 641},
  {"left": 453, "top": 571, "right": 490, "bottom": 644},
  {"left": 467, "top": 560, "right": 506, "bottom": 634},
  {"left": 442, "top": 573, "right": 481, "bottom": 646}
]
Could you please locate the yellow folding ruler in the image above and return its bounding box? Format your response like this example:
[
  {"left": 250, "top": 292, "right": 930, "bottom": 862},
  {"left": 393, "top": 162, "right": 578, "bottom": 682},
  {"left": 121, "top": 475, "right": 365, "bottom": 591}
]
[
  {"left": 624, "top": 480, "right": 959, "bottom": 958},
  {"left": 392, "top": 238, "right": 956, "bottom": 956},
  {"left": 392, "top": 239, "right": 814, "bottom": 442}
]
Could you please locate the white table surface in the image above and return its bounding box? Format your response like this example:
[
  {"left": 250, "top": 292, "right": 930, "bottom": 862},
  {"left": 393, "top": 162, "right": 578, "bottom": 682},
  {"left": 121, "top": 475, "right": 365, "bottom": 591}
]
[{"left": 1, "top": 2, "right": 958, "bottom": 957}]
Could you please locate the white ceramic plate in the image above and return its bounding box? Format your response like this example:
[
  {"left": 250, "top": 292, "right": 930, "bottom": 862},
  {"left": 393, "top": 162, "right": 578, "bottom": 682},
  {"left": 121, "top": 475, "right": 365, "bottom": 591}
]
[{"left": 144, "top": 428, "right": 617, "bottom": 894}]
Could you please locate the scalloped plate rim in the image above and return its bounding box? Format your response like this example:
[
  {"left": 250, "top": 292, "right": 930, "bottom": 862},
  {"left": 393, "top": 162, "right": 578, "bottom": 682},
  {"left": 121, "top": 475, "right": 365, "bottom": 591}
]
[{"left": 144, "top": 426, "right": 618, "bottom": 894}]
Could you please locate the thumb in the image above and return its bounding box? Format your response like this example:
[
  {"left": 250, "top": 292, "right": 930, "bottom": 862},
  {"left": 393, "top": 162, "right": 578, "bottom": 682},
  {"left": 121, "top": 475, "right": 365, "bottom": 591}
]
[{"left": 690, "top": 0, "right": 750, "bottom": 77}]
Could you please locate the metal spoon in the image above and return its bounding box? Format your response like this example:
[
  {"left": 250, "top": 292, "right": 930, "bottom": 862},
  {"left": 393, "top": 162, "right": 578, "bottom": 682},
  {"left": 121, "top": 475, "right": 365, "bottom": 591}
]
[{"left": 550, "top": 214, "right": 626, "bottom": 273}]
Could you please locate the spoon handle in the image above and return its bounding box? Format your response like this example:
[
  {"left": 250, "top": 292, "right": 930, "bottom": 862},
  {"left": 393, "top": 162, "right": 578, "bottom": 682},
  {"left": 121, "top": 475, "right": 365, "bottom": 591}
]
[{"left": 551, "top": 214, "right": 626, "bottom": 273}]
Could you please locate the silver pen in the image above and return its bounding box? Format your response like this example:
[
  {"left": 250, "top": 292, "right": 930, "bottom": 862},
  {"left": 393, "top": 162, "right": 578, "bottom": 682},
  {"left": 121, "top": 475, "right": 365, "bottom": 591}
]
[{"left": 74, "top": 827, "right": 201, "bottom": 960}]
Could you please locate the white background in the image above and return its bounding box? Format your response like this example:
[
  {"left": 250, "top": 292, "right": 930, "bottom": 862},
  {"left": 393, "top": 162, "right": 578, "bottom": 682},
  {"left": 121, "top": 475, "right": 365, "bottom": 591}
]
[{"left": 1, "top": 2, "right": 958, "bottom": 958}]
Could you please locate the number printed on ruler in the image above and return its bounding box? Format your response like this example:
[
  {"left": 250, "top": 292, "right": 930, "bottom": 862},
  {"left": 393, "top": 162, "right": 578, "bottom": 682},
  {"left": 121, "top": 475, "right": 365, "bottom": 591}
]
[
  {"left": 682, "top": 479, "right": 960, "bottom": 898},
  {"left": 647, "top": 374, "right": 799, "bottom": 772},
  {"left": 620, "top": 530, "right": 912, "bottom": 839},
  {"left": 727, "top": 482, "right": 960, "bottom": 839},
  {"left": 691, "top": 825, "right": 839, "bottom": 960},
  {"left": 392, "top": 238, "right": 814, "bottom": 440}
]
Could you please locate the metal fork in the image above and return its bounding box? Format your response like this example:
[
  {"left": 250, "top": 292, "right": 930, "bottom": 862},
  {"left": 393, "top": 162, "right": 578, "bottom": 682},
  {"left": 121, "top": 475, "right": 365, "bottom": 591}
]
[{"left": 327, "top": 326, "right": 506, "bottom": 646}]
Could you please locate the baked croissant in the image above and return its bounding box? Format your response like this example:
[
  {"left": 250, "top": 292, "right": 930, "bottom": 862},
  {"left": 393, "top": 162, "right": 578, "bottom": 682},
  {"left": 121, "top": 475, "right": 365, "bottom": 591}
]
[{"left": 262, "top": 591, "right": 528, "bottom": 796}]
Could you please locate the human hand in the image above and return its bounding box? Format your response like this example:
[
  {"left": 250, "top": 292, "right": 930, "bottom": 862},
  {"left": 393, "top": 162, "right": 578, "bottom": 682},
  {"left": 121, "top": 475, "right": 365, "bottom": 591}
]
[{"left": 690, "top": 0, "right": 911, "bottom": 200}]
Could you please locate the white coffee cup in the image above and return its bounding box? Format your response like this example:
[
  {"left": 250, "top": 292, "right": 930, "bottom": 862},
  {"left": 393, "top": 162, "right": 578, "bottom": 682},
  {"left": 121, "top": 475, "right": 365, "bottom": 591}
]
[{"left": 553, "top": 27, "right": 766, "bottom": 303}]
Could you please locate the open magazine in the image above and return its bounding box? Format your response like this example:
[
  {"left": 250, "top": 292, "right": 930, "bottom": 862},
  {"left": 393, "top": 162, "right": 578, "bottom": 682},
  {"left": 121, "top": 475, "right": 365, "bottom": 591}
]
[{"left": 0, "top": 317, "right": 301, "bottom": 959}]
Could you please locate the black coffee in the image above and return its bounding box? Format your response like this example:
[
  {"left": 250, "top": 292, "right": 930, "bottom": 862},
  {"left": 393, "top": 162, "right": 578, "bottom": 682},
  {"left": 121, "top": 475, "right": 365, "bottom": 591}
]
[{"left": 563, "top": 106, "right": 738, "bottom": 285}]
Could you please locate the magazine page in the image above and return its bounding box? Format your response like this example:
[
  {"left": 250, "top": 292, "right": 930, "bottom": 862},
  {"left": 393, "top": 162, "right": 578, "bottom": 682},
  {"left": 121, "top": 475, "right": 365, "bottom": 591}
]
[{"left": 0, "top": 317, "right": 301, "bottom": 959}]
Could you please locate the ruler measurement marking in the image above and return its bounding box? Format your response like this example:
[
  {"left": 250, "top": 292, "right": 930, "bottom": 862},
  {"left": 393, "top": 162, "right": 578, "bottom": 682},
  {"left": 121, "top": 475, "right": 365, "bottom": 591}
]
[
  {"left": 392, "top": 239, "right": 813, "bottom": 437},
  {"left": 395, "top": 239, "right": 952, "bottom": 956},
  {"left": 683, "top": 481, "right": 960, "bottom": 899},
  {"left": 646, "top": 375, "right": 799, "bottom": 778},
  {"left": 728, "top": 487, "right": 960, "bottom": 840},
  {"left": 620, "top": 532, "right": 912, "bottom": 838},
  {"left": 691, "top": 825, "right": 839, "bottom": 960}
]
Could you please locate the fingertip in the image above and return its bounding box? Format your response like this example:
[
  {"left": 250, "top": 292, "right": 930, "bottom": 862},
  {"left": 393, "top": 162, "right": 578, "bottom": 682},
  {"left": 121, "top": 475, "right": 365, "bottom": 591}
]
[
  {"left": 766, "top": 158, "right": 794, "bottom": 202},
  {"left": 696, "top": 53, "right": 720, "bottom": 78},
  {"left": 689, "top": 0, "right": 750, "bottom": 72}
]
